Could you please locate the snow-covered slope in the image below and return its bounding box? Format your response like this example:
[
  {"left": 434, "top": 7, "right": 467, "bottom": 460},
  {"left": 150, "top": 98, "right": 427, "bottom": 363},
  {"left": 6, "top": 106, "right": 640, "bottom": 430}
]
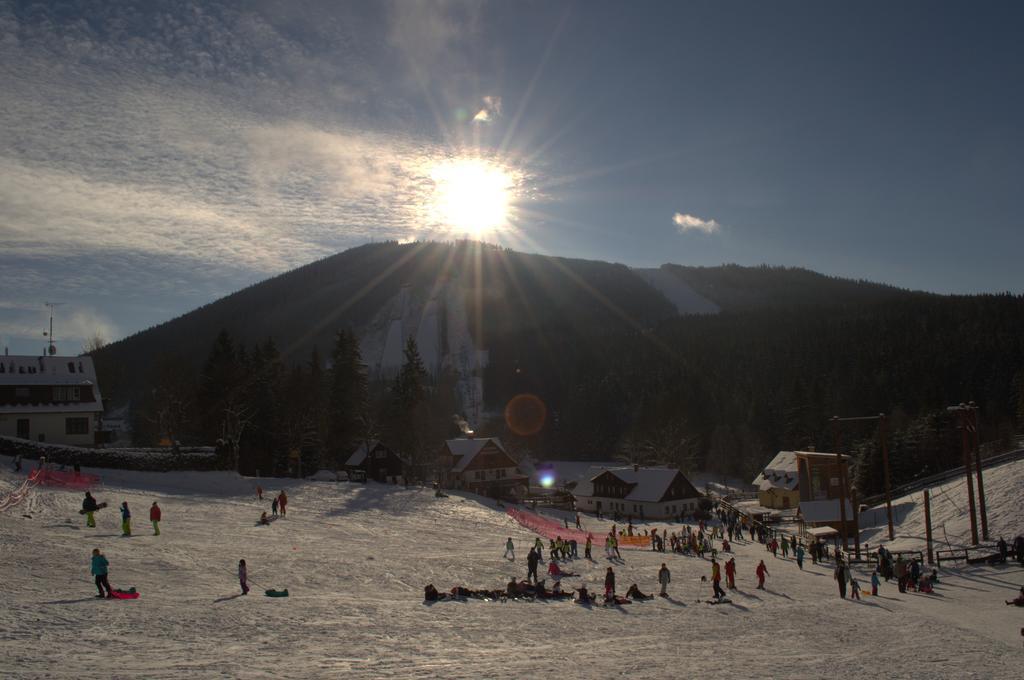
[
  {"left": 860, "top": 457, "right": 1024, "bottom": 552},
  {"left": 1, "top": 458, "right": 1021, "bottom": 678},
  {"left": 632, "top": 266, "right": 720, "bottom": 315}
]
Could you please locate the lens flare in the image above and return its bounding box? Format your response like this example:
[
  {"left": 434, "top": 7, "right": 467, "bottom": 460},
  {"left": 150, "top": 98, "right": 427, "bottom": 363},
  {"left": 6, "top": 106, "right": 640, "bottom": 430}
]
[
  {"left": 539, "top": 472, "right": 556, "bottom": 488},
  {"left": 504, "top": 393, "right": 547, "bottom": 436}
]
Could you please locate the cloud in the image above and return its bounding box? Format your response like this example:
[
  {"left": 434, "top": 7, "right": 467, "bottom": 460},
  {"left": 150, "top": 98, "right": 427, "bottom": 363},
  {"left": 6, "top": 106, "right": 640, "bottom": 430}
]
[
  {"left": 473, "top": 95, "right": 503, "bottom": 123},
  {"left": 0, "top": 1, "right": 532, "bottom": 349},
  {"left": 672, "top": 212, "right": 721, "bottom": 234}
]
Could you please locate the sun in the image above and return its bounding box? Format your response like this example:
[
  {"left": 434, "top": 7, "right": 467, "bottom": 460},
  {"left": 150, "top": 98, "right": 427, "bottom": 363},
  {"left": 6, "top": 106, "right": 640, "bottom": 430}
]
[{"left": 429, "top": 158, "right": 515, "bottom": 237}]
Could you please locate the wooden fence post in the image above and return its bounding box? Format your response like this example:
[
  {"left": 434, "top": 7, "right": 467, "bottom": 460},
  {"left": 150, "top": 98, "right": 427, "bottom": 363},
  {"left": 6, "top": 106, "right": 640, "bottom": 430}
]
[{"left": 924, "top": 489, "right": 934, "bottom": 565}]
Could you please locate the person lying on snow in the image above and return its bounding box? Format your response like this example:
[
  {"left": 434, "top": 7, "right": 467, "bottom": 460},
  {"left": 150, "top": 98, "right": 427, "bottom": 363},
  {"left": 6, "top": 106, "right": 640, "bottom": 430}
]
[
  {"left": 1005, "top": 586, "right": 1024, "bottom": 606},
  {"left": 548, "top": 561, "right": 578, "bottom": 578},
  {"left": 625, "top": 583, "right": 654, "bottom": 600},
  {"left": 258, "top": 512, "right": 270, "bottom": 525},
  {"left": 424, "top": 584, "right": 505, "bottom": 601}
]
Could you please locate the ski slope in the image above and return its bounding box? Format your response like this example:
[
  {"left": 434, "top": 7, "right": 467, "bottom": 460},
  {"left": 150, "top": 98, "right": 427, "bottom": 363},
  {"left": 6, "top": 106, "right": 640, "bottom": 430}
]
[
  {"left": 1, "top": 458, "right": 1022, "bottom": 679},
  {"left": 860, "top": 457, "right": 1024, "bottom": 552}
]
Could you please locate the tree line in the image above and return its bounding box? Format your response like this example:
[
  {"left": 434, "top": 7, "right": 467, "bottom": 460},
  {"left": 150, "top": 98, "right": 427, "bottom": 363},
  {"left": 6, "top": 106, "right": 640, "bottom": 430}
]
[{"left": 132, "top": 329, "right": 457, "bottom": 476}]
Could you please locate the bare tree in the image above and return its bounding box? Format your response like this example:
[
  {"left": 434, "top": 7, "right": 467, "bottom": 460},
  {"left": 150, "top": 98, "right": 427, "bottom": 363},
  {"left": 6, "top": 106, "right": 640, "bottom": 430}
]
[{"left": 83, "top": 334, "right": 107, "bottom": 354}]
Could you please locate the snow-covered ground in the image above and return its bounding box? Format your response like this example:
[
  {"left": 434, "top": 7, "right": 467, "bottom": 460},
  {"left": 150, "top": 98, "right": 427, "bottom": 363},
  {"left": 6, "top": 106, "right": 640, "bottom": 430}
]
[
  {"left": 1, "top": 457, "right": 1022, "bottom": 678},
  {"left": 860, "top": 457, "right": 1024, "bottom": 552}
]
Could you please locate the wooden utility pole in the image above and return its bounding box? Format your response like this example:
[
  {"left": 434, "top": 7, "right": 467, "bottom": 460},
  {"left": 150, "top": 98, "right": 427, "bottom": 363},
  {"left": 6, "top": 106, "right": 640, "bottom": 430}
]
[
  {"left": 956, "top": 406, "right": 980, "bottom": 545},
  {"left": 968, "top": 404, "right": 989, "bottom": 541},
  {"left": 879, "top": 414, "right": 894, "bottom": 541},
  {"left": 923, "top": 489, "right": 934, "bottom": 564},
  {"left": 851, "top": 487, "right": 861, "bottom": 560},
  {"left": 831, "top": 417, "right": 849, "bottom": 553}
]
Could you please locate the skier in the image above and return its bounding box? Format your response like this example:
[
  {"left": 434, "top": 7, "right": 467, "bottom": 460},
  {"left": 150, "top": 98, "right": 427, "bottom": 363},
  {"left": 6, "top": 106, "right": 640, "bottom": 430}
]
[
  {"left": 755, "top": 560, "right": 768, "bottom": 590},
  {"left": 13, "top": 454, "right": 22, "bottom": 472},
  {"left": 604, "top": 567, "right": 616, "bottom": 600},
  {"left": 271, "top": 497, "right": 279, "bottom": 516},
  {"left": 120, "top": 502, "right": 131, "bottom": 536},
  {"left": 91, "top": 548, "right": 113, "bottom": 598},
  {"left": 711, "top": 559, "right": 725, "bottom": 600},
  {"left": 238, "top": 559, "right": 249, "bottom": 595},
  {"left": 533, "top": 537, "right": 544, "bottom": 561},
  {"left": 575, "top": 512, "right": 582, "bottom": 529},
  {"left": 150, "top": 501, "right": 161, "bottom": 536},
  {"left": 834, "top": 562, "right": 848, "bottom": 598},
  {"left": 725, "top": 557, "right": 737, "bottom": 589},
  {"left": 256, "top": 485, "right": 263, "bottom": 501},
  {"left": 996, "top": 537, "right": 1007, "bottom": 563},
  {"left": 658, "top": 563, "right": 671, "bottom": 597},
  {"left": 278, "top": 491, "right": 288, "bottom": 516},
  {"left": 611, "top": 532, "right": 622, "bottom": 559},
  {"left": 795, "top": 543, "right": 805, "bottom": 570},
  {"left": 871, "top": 570, "right": 880, "bottom": 596},
  {"left": 503, "top": 537, "right": 515, "bottom": 561},
  {"left": 526, "top": 548, "right": 540, "bottom": 584},
  {"left": 82, "top": 491, "right": 99, "bottom": 528},
  {"left": 585, "top": 533, "right": 593, "bottom": 559}
]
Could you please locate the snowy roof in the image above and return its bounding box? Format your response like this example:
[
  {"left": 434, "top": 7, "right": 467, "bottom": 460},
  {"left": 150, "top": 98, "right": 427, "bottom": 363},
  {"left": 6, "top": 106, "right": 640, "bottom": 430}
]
[
  {"left": 445, "top": 437, "right": 510, "bottom": 472},
  {"left": 0, "top": 355, "right": 104, "bottom": 414},
  {"left": 573, "top": 466, "right": 696, "bottom": 503},
  {"left": 345, "top": 440, "right": 380, "bottom": 467},
  {"left": 798, "top": 499, "right": 855, "bottom": 524},
  {"left": 752, "top": 451, "right": 800, "bottom": 489},
  {"left": 0, "top": 355, "right": 99, "bottom": 386},
  {"left": 806, "top": 526, "right": 839, "bottom": 538}
]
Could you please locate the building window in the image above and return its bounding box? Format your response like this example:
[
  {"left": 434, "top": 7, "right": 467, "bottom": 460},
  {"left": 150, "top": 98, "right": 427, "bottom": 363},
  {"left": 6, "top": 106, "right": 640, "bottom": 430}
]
[
  {"left": 68, "top": 362, "right": 76, "bottom": 373},
  {"left": 15, "top": 387, "right": 30, "bottom": 400},
  {"left": 65, "top": 417, "right": 89, "bottom": 435},
  {"left": 474, "top": 470, "right": 485, "bottom": 480},
  {"left": 54, "top": 386, "right": 81, "bottom": 402}
]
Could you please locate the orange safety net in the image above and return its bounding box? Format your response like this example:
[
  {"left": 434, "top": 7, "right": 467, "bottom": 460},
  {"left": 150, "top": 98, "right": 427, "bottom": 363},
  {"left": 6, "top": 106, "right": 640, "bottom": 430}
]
[
  {"left": 506, "top": 507, "right": 651, "bottom": 549},
  {"left": 29, "top": 468, "right": 101, "bottom": 489}
]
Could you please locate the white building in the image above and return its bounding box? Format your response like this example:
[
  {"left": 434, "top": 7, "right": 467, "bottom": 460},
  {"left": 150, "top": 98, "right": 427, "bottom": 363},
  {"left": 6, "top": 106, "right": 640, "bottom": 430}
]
[
  {"left": 0, "top": 355, "right": 104, "bottom": 447},
  {"left": 571, "top": 466, "right": 703, "bottom": 520}
]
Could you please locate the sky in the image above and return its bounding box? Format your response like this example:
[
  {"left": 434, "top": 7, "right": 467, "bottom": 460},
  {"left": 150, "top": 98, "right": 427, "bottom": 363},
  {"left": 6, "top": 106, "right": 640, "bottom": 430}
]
[{"left": 1, "top": 0, "right": 1023, "bottom": 355}]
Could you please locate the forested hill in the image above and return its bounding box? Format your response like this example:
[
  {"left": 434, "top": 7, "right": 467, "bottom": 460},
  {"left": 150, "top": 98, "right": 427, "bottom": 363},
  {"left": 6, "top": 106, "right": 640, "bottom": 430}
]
[
  {"left": 663, "top": 263, "right": 924, "bottom": 312},
  {"left": 90, "top": 241, "right": 1024, "bottom": 489},
  {"left": 92, "top": 242, "right": 921, "bottom": 403}
]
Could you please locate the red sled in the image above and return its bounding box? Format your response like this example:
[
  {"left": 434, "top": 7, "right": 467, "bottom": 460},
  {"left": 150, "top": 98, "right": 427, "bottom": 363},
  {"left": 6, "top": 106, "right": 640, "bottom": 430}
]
[{"left": 110, "top": 589, "right": 139, "bottom": 599}]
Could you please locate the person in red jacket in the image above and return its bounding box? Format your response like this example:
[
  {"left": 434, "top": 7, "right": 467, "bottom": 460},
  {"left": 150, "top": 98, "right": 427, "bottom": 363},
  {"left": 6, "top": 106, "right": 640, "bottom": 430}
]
[
  {"left": 756, "top": 560, "right": 768, "bottom": 590},
  {"left": 278, "top": 491, "right": 288, "bottom": 516},
  {"left": 150, "top": 501, "right": 162, "bottom": 536},
  {"left": 724, "top": 557, "right": 737, "bottom": 589}
]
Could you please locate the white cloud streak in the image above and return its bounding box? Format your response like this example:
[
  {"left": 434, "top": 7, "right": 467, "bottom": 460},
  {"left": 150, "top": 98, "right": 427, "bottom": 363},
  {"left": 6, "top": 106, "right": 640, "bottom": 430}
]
[{"left": 672, "top": 212, "right": 721, "bottom": 234}]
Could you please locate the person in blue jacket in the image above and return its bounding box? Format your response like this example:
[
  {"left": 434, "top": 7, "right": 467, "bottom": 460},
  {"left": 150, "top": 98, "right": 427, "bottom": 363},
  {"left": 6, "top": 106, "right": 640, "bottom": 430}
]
[
  {"left": 91, "top": 548, "right": 113, "bottom": 598},
  {"left": 120, "top": 502, "right": 131, "bottom": 536}
]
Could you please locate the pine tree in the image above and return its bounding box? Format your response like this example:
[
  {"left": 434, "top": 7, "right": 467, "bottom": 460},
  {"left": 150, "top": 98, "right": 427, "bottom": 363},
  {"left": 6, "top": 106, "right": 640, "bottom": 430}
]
[{"left": 328, "top": 330, "right": 368, "bottom": 466}]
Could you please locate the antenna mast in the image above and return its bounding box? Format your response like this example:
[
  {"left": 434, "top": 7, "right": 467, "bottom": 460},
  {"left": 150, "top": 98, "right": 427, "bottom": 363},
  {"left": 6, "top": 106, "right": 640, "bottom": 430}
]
[{"left": 43, "top": 302, "right": 64, "bottom": 356}]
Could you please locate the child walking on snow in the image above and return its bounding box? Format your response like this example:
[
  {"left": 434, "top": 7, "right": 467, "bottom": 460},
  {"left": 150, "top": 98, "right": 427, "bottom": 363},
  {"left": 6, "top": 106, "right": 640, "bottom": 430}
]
[
  {"left": 120, "top": 502, "right": 131, "bottom": 536},
  {"left": 91, "top": 548, "right": 113, "bottom": 598},
  {"left": 239, "top": 559, "right": 249, "bottom": 595},
  {"left": 150, "top": 501, "right": 161, "bottom": 535},
  {"left": 504, "top": 537, "right": 515, "bottom": 561}
]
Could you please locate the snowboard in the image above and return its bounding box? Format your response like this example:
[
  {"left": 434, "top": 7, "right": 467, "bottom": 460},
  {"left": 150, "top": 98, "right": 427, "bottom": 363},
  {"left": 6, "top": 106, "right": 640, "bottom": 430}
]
[
  {"left": 79, "top": 502, "right": 107, "bottom": 515},
  {"left": 264, "top": 589, "right": 289, "bottom": 597},
  {"left": 706, "top": 598, "right": 732, "bottom": 605},
  {"left": 111, "top": 588, "right": 139, "bottom": 599}
]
